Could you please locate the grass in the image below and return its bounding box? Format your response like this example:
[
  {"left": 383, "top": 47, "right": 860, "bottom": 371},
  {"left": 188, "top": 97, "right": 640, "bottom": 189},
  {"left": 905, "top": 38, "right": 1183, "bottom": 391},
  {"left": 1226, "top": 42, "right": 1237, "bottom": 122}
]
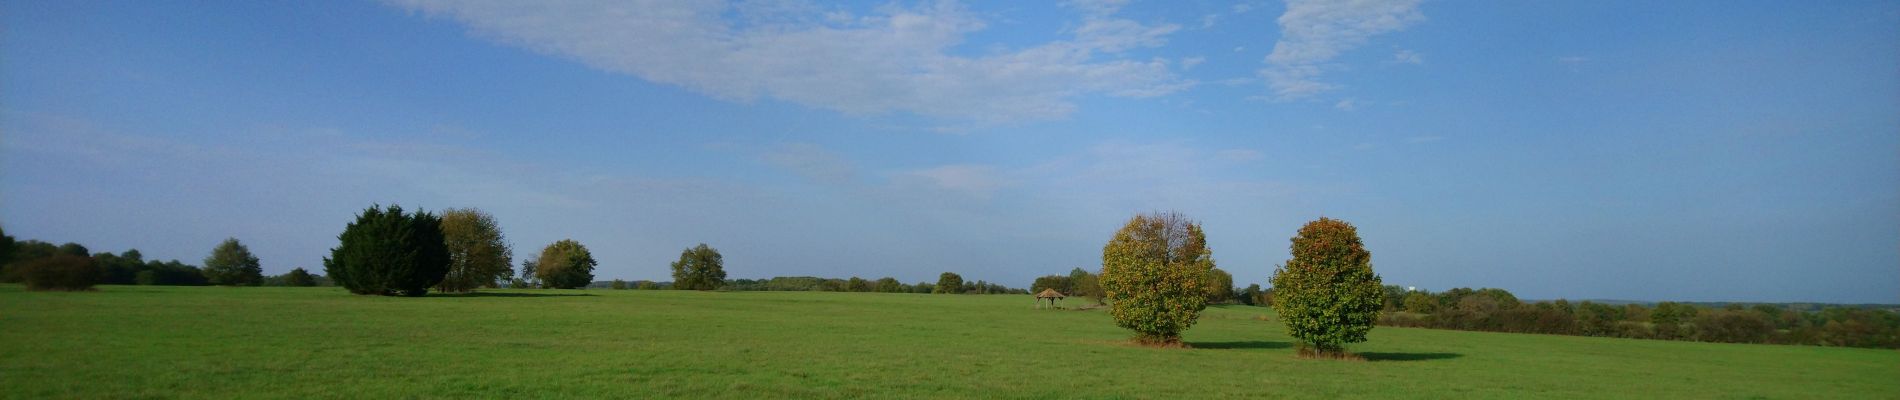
[{"left": 2, "top": 285, "right": 1895, "bottom": 399}]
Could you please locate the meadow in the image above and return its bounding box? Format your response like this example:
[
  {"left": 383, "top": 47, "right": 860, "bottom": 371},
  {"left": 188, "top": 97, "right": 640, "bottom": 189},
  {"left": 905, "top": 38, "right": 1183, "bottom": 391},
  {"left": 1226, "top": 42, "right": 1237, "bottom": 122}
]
[{"left": 2, "top": 285, "right": 1895, "bottom": 399}]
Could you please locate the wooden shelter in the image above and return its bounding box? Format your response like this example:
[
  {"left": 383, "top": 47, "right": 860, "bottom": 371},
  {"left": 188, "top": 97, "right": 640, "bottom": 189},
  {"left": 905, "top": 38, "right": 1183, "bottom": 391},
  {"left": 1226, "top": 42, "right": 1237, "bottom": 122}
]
[{"left": 1034, "top": 288, "right": 1067, "bottom": 309}]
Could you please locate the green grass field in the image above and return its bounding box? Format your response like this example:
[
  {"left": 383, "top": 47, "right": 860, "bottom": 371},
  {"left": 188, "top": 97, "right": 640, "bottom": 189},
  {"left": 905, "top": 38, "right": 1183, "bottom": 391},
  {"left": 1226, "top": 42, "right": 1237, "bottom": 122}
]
[{"left": 2, "top": 285, "right": 1895, "bottom": 399}]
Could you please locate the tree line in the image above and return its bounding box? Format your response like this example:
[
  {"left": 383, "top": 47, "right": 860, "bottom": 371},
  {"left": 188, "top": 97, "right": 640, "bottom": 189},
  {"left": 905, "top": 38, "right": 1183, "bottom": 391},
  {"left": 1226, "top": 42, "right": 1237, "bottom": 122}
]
[
  {"left": 0, "top": 225, "right": 324, "bottom": 290},
  {"left": 600, "top": 274, "right": 1027, "bottom": 294},
  {"left": 1374, "top": 286, "right": 1900, "bottom": 349}
]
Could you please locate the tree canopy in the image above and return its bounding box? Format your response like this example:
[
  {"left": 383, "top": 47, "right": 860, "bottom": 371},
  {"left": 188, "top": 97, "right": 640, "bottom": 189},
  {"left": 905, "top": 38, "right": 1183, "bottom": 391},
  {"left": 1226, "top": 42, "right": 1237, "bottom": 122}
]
[
  {"left": 437, "top": 208, "right": 513, "bottom": 293},
  {"left": 535, "top": 239, "right": 597, "bottom": 289},
  {"left": 325, "top": 205, "right": 451, "bottom": 296},
  {"left": 203, "top": 237, "right": 263, "bottom": 286},
  {"left": 670, "top": 243, "right": 726, "bottom": 291},
  {"left": 934, "top": 272, "right": 964, "bottom": 294},
  {"left": 1270, "top": 217, "right": 1383, "bottom": 357},
  {"left": 1100, "top": 211, "right": 1213, "bottom": 346}
]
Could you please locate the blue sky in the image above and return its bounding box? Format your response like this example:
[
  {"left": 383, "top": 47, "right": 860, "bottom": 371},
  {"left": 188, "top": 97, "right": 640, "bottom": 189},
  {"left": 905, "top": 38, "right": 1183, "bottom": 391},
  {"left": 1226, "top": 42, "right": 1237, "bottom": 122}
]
[{"left": 3, "top": 0, "right": 1895, "bottom": 303}]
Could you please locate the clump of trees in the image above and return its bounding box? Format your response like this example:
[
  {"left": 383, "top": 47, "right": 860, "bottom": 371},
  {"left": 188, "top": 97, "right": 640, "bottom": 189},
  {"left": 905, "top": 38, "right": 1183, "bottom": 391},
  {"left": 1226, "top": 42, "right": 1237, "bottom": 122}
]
[
  {"left": 1204, "top": 267, "right": 1235, "bottom": 304},
  {"left": 670, "top": 243, "right": 726, "bottom": 290},
  {"left": 534, "top": 239, "right": 597, "bottom": 289},
  {"left": 203, "top": 238, "right": 263, "bottom": 286},
  {"left": 1271, "top": 217, "right": 1384, "bottom": 358},
  {"left": 20, "top": 254, "right": 102, "bottom": 291},
  {"left": 325, "top": 205, "right": 452, "bottom": 296},
  {"left": 281, "top": 267, "right": 319, "bottom": 287},
  {"left": 1100, "top": 212, "right": 1213, "bottom": 346},
  {"left": 1029, "top": 268, "right": 1105, "bottom": 304},
  {"left": 437, "top": 208, "right": 513, "bottom": 293}
]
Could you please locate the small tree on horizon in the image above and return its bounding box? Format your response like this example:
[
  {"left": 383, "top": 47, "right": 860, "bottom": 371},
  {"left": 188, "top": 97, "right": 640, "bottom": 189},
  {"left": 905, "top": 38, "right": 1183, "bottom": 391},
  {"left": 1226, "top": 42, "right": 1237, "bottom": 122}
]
[
  {"left": 1270, "top": 217, "right": 1384, "bottom": 358},
  {"left": 1100, "top": 211, "right": 1213, "bottom": 346},
  {"left": 1204, "top": 267, "right": 1235, "bottom": 304},
  {"left": 934, "top": 272, "right": 963, "bottom": 294},
  {"left": 284, "top": 267, "right": 318, "bottom": 287},
  {"left": 535, "top": 240, "right": 597, "bottom": 289},
  {"left": 670, "top": 243, "right": 726, "bottom": 291},
  {"left": 203, "top": 238, "right": 263, "bottom": 286}
]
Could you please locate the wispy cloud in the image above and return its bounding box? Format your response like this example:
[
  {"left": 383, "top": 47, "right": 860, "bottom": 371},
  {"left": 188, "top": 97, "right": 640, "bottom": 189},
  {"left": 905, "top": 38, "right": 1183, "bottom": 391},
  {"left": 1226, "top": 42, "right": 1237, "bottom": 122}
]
[
  {"left": 1334, "top": 98, "right": 1359, "bottom": 110},
  {"left": 388, "top": 0, "right": 1188, "bottom": 123},
  {"left": 1260, "top": 0, "right": 1425, "bottom": 100},
  {"left": 1393, "top": 49, "right": 1424, "bottom": 64}
]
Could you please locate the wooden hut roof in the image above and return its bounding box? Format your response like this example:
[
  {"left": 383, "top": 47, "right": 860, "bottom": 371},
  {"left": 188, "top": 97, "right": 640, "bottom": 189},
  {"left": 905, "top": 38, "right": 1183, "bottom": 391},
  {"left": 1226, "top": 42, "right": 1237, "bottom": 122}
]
[{"left": 1035, "top": 288, "right": 1066, "bottom": 299}]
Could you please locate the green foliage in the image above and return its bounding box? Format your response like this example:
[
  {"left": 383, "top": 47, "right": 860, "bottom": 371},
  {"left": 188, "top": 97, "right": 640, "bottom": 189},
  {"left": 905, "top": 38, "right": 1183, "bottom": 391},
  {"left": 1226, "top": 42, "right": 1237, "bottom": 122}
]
[
  {"left": 20, "top": 254, "right": 101, "bottom": 291},
  {"left": 437, "top": 208, "right": 514, "bottom": 293},
  {"left": 610, "top": 279, "right": 628, "bottom": 290},
  {"left": 669, "top": 243, "right": 725, "bottom": 291},
  {"left": 1100, "top": 212, "right": 1212, "bottom": 345},
  {"left": 636, "top": 280, "right": 660, "bottom": 290},
  {"left": 1382, "top": 285, "right": 1409, "bottom": 311},
  {"left": 874, "top": 277, "right": 904, "bottom": 293},
  {"left": 934, "top": 272, "right": 963, "bottom": 294},
  {"left": 1238, "top": 284, "right": 1264, "bottom": 306},
  {"left": 57, "top": 242, "right": 89, "bottom": 257},
  {"left": 535, "top": 239, "right": 597, "bottom": 289},
  {"left": 0, "top": 225, "right": 13, "bottom": 268},
  {"left": 1270, "top": 217, "right": 1383, "bottom": 355},
  {"left": 203, "top": 238, "right": 263, "bottom": 286},
  {"left": 283, "top": 268, "right": 318, "bottom": 287},
  {"left": 846, "top": 277, "right": 870, "bottom": 292},
  {"left": 1402, "top": 291, "right": 1437, "bottom": 314},
  {"left": 1030, "top": 274, "right": 1069, "bottom": 294},
  {"left": 325, "top": 205, "right": 452, "bottom": 297},
  {"left": 1204, "top": 267, "right": 1235, "bottom": 304}
]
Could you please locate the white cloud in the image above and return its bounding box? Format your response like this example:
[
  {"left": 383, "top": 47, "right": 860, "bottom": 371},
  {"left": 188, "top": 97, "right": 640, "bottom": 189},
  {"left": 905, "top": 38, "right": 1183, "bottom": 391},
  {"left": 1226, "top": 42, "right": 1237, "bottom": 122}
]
[
  {"left": 387, "top": 0, "right": 1187, "bottom": 123},
  {"left": 1260, "top": 0, "right": 1424, "bottom": 100},
  {"left": 1181, "top": 56, "right": 1206, "bottom": 70},
  {"left": 1333, "top": 98, "right": 1358, "bottom": 110},
  {"left": 1393, "top": 49, "right": 1424, "bottom": 64}
]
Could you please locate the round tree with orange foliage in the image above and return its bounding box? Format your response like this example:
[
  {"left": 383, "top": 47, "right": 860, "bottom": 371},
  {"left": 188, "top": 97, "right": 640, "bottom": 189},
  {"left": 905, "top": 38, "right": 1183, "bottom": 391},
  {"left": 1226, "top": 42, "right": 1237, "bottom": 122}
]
[{"left": 1271, "top": 217, "right": 1384, "bottom": 357}]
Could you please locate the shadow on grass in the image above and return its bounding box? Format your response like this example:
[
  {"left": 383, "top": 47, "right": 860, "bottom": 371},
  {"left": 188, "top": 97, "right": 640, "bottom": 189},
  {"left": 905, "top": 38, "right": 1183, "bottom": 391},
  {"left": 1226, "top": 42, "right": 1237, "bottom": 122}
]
[
  {"left": 1358, "top": 352, "right": 1462, "bottom": 362},
  {"left": 1190, "top": 341, "right": 1293, "bottom": 350},
  {"left": 429, "top": 292, "right": 596, "bottom": 298}
]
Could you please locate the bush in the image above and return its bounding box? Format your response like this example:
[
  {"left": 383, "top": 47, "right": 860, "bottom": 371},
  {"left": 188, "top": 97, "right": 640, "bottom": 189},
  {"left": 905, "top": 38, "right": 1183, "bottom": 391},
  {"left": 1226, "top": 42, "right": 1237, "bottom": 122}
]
[
  {"left": 21, "top": 254, "right": 101, "bottom": 291},
  {"left": 1270, "top": 217, "right": 1383, "bottom": 356},
  {"left": 669, "top": 243, "right": 724, "bottom": 290},
  {"left": 535, "top": 239, "right": 597, "bottom": 289},
  {"left": 1204, "top": 267, "right": 1235, "bottom": 304},
  {"left": 1100, "top": 212, "right": 1213, "bottom": 346},
  {"left": 325, "top": 205, "right": 451, "bottom": 296}
]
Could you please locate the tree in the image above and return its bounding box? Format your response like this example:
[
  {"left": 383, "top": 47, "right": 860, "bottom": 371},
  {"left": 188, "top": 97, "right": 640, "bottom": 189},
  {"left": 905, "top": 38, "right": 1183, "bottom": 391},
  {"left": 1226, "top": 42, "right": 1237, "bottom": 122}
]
[
  {"left": 1100, "top": 211, "right": 1213, "bottom": 346},
  {"left": 535, "top": 239, "right": 597, "bottom": 289},
  {"left": 203, "top": 238, "right": 263, "bottom": 286},
  {"left": 1270, "top": 217, "right": 1384, "bottom": 357},
  {"left": 517, "top": 258, "right": 540, "bottom": 288},
  {"left": 284, "top": 267, "right": 318, "bottom": 287},
  {"left": 325, "top": 205, "right": 452, "bottom": 296},
  {"left": 1069, "top": 267, "right": 1104, "bottom": 304},
  {"left": 0, "top": 224, "right": 14, "bottom": 267},
  {"left": 1239, "top": 284, "right": 1264, "bottom": 306},
  {"left": 846, "top": 277, "right": 870, "bottom": 292},
  {"left": 611, "top": 279, "right": 628, "bottom": 290},
  {"left": 437, "top": 208, "right": 514, "bottom": 293},
  {"left": 669, "top": 243, "right": 725, "bottom": 290},
  {"left": 934, "top": 272, "right": 963, "bottom": 294},
  {"left": 1204, "top": 267, "right": 1235, "bottom": 304},
  {"left": 57, "top": 242, "right": 89, "bottom": 257}
]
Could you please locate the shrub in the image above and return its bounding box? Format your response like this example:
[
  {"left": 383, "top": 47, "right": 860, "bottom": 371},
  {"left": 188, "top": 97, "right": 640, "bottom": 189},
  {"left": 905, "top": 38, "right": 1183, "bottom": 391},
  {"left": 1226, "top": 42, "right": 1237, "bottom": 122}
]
[
  {"left": 21, "top": 254, "right": 101, "bottom": 291},
  {"left": 1204, "top": 267, "right": 1235, "bottom": 304},
  {"left": 669, "top": 243, "right": 725, "bottom": 290},
  {"left": 1270, "top": 217, "right": 1383, "bottom": 356},
  {"left": 1100, "top": 212, "right": 1213, "bottom": 346},
  {"left": 535, "top": 239, "right": 597, "bottom": 289},
  {"left": 325, "top": 205, "right": 451, "bottom": 296},
  {"left": 203, "top": 238, "right": 263, "bottom": 286},
  {"left": 611, "top": 279, "right": 628, "bottom": 290}
]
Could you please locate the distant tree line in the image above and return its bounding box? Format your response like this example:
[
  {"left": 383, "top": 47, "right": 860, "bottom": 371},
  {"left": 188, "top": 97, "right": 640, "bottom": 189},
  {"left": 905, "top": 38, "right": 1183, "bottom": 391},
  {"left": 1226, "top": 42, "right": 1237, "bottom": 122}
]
[
  {"left": 1378, "top": 286, "right": 1900, "bottom": 349},
  {"left": 0, "top": 225, "right": 327, "bottom": 290},
  {"left": 599, "top": 274, "right": 1026, "bottom": 294}
]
